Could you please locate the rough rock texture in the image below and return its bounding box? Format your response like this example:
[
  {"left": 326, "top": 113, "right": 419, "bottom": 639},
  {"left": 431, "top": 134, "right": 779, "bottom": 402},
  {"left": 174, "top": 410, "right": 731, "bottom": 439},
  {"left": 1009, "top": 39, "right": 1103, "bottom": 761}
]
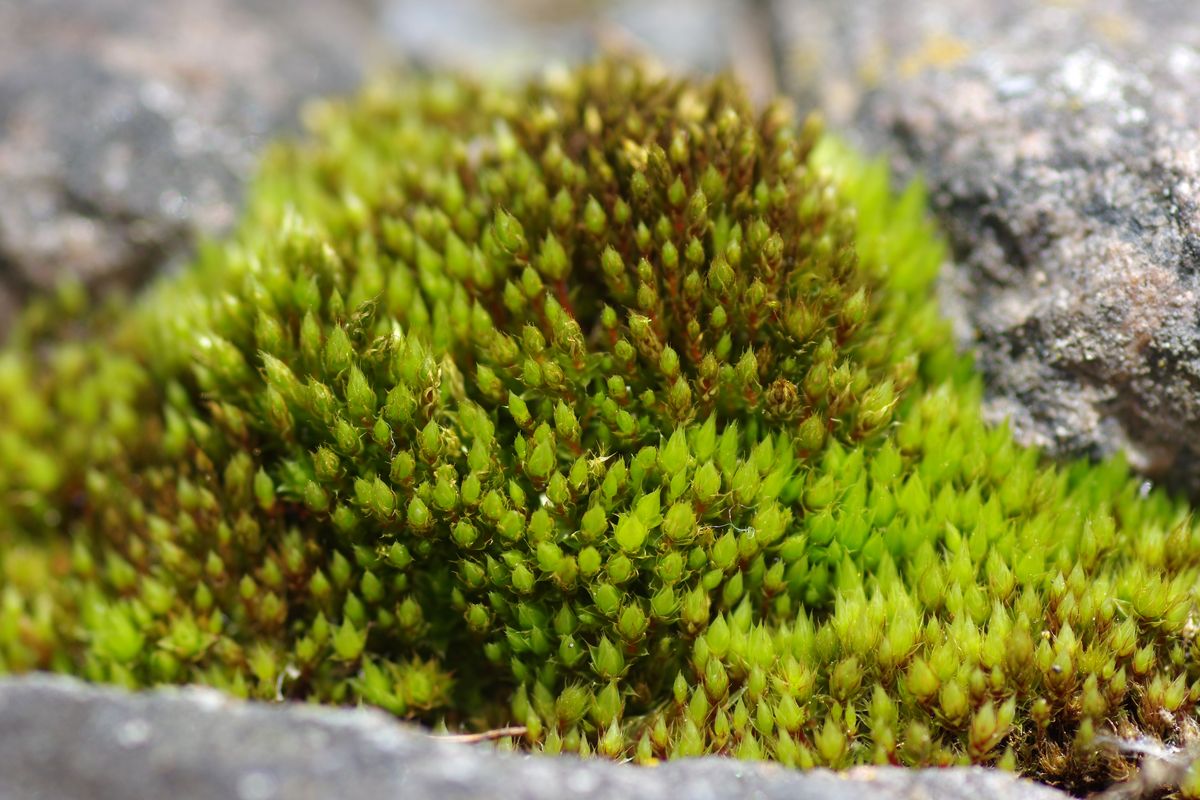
[
  {"left": 0, "top": 0, "right": 377, "bottom": 334},
  {"left": 877, "top": 47, "right": 1200, "bottom": 483},
  {"left": 771, "top": 0, "right": 1200, "bottom": 491},
  {"left": 0, "top": 675, "right": 1067, "bottom": 800}
]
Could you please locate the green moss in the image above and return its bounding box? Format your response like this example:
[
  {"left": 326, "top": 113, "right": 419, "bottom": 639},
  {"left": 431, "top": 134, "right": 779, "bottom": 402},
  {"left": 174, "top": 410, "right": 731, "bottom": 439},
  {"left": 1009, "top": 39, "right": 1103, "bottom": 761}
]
[{"left": 0, "top": 61, "right": 1197, "bottom": 789}]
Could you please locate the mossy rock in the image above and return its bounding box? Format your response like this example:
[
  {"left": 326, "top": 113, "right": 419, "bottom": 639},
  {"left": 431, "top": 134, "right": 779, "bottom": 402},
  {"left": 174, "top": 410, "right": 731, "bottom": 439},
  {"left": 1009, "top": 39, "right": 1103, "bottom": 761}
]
[{"left": 1, "top": 60, "right": 1198, "bottom": 793}]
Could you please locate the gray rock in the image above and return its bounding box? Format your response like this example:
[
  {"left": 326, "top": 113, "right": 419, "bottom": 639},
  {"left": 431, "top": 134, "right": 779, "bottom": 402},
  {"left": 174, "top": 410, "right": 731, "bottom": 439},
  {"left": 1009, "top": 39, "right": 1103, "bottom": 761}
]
[
  {"left": 0, "top": 674, "right": 1066, "bottom": 800},
  {"left": 0, "top": 0, "right": 377, "bottom": 334},
  {"left": 774, "top": 0, "right": 1200, "bottom": 490},
  {"left": 768, "top": 0, "right": 1199, "bottom": 128},
  {"left": 380, "top": 0, "right": 781, "bottom": 102}
]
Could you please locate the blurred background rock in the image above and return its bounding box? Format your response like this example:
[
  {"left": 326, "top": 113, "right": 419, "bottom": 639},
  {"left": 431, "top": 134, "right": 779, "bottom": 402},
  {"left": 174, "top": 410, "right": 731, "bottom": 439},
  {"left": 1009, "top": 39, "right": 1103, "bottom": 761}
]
[{"left": 0, "top": 0, "right": 377, "bottom": 332}]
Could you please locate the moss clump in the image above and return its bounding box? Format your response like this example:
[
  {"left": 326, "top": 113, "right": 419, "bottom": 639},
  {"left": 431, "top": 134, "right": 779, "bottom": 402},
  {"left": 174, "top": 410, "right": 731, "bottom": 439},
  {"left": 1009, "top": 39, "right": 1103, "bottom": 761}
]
[{"left": 0, "top": 62, "right": 1198, "bottom": 788}]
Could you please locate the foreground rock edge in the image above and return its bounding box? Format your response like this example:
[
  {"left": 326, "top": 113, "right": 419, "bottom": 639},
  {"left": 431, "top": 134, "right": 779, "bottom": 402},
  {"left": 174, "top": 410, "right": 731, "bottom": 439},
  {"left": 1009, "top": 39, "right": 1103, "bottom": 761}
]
[{"left": 0, "top": 674, "right": 1067, "bottom": 800}]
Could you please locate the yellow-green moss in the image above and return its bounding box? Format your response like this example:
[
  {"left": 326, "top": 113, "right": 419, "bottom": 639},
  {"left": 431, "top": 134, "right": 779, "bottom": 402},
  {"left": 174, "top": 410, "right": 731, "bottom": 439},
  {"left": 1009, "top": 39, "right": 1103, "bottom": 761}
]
[{"left": 0, "top": 62, "right": 1196, "bottom": 790}]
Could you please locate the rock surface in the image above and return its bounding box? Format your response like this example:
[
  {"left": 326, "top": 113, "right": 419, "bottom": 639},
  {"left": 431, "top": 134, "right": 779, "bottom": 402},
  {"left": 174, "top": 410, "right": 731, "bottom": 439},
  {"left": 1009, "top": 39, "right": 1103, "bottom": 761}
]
[
  {"left": 380, "top": 0, "right": 781, "bottom": 102},
  {"left": 0, "top": 675, "right": 1067, "bottom": 800},
  {"left": 766, "top": 0, "right": 1197, "bottom": 127},
  {"left": 802, "top": 0, "right": 1200, "bottom": 491},
  {"left": 0, "top": 0, "right": 377, "bottom": 335}
]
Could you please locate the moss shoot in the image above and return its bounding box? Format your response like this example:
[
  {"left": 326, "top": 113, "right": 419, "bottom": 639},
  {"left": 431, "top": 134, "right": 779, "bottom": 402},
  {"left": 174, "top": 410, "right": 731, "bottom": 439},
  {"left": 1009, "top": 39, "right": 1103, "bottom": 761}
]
[{"left": 1, "top": 62, "right": 1198, "bottom": 790}]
